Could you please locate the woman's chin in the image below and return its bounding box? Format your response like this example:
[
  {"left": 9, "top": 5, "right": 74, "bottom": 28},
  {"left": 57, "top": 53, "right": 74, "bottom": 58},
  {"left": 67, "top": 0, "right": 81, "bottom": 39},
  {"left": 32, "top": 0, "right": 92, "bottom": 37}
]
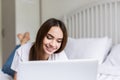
[
  {"left": 45, "top": 50, "right": 54, "bottom": 55},
  {"left": 44, "top": 48, "right": 57, "bottom": 55}
]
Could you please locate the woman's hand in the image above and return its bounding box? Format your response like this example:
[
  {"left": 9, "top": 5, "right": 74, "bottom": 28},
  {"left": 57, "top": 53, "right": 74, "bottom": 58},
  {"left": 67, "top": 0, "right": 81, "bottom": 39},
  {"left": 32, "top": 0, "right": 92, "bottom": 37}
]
[{"left": 14, "top": 72, "right": 17, "bottom": 80}]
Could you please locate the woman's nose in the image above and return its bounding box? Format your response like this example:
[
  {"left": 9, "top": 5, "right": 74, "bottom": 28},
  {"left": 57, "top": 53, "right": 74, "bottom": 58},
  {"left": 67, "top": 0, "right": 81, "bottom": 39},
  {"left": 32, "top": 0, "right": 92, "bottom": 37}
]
[{"left": 50, "top": 40, "right": 56, "bottom": 47}]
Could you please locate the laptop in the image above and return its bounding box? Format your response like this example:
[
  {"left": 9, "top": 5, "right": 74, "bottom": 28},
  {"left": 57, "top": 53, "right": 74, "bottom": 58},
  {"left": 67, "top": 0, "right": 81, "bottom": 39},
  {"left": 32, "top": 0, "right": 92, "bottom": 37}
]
[{"left": 17, "top": 59, "right": 98, "bottom": 80}]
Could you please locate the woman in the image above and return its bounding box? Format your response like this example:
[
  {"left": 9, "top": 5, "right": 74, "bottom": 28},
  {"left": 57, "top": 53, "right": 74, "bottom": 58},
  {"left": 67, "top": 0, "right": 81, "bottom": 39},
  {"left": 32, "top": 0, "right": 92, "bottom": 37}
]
[{"left": 11, "top": 18, "right": 68, "bottom": 80}]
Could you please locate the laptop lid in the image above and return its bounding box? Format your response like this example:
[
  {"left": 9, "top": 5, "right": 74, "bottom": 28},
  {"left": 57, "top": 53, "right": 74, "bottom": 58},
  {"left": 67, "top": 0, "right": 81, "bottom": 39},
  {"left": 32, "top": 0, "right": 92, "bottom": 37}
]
[{"left": 17, "top": 59, "right": 98, "bottom": 80}]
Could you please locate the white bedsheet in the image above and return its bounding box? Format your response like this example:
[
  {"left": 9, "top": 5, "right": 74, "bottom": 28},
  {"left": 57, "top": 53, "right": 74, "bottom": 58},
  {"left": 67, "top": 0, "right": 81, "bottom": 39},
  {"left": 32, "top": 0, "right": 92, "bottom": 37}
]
[
  {"left": 0, "top": 69, "right": 13, "bottom": 80},
  {"left": 97, "top": 44, "right": 120, "bottom": 80},
  {"left": 98, "top": 64, "right": 120, "bottom": 80}
]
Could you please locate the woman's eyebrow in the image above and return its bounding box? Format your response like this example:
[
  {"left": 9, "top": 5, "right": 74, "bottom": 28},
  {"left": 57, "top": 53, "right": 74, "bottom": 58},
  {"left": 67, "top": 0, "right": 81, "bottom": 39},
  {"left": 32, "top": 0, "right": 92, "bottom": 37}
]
[
  {"left": 47, "top": 33, "right": 54, "bottom": 38},
  {"left": 47, "top": 33, "right": 63, "bottom": 40}
]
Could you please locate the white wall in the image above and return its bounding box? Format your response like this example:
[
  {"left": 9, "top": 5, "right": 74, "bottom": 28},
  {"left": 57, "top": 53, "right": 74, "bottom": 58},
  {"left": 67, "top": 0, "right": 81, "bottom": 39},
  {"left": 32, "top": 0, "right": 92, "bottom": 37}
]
[
  {"left": 41, "top": 0, "right": 98, "bottom": 22},
  {"left": 15, "top": 0, "right": 40, "bottom": 44},
  {"left": 0, "top": 0, "right": 40, "bottom": 67}
]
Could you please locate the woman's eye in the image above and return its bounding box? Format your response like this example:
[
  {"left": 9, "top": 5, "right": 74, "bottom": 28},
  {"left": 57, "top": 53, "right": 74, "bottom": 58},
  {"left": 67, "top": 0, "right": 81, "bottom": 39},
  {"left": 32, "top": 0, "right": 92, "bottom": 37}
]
[
  {"left": 46, "top": 35, "right": 52, "bottom": 39},
  {"left": 57, "top": 40, "right": 62, "bottom": 43}
]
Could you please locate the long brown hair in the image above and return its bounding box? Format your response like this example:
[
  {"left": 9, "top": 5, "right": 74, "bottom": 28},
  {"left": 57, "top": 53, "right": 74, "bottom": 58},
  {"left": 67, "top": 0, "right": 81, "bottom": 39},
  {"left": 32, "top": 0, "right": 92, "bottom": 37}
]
[{"left": 29, "top": 18, "right": 68, "bottom": 60}]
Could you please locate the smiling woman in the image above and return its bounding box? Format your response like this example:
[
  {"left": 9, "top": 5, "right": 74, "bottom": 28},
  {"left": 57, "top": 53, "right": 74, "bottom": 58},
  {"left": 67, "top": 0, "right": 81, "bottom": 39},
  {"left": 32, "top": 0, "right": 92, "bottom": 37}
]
[
  {"left": 11, "top": 18, "right": 68, "bottom": 80},
  {"left": 42, "top": 27, "right": 63, "bottom": 56}
]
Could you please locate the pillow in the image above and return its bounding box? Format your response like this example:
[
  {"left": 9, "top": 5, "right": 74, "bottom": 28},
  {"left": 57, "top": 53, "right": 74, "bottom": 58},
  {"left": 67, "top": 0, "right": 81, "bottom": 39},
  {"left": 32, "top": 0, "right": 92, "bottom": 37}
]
[
  {"left": 64, "top": 37, "right": 112, "bottom": 64},
  {"left": 104, "top": 44, "right": 120, "bottom": 66}
]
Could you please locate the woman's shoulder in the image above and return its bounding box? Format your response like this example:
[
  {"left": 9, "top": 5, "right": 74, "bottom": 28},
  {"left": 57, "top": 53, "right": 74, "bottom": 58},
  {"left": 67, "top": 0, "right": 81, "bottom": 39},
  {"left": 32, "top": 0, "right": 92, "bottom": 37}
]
[
  {"left": 22, "top": 42, "right": 33, "bottom": 47},
  {"left": 16, "top": 42, "right": 33, "bottom": 56},
  {"left": 19, "top": 42, "right": 33, "bottom": 50}
]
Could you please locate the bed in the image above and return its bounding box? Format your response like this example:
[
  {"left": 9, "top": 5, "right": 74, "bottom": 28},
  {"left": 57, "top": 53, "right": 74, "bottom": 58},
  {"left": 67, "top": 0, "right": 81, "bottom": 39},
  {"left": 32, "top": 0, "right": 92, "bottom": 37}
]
[
  {"left": 61, "top": 0, "right": 120, "bottom": 45},
  {"left": 1, "top": 0, "right": 120, "bottom": 80},
  {"left": 61, "top": 0, "right": 120, "bottom": 80}
]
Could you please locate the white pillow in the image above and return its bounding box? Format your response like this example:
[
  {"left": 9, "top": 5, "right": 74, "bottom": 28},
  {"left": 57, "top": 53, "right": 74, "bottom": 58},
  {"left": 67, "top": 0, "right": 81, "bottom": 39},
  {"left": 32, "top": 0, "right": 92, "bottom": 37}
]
[
  {"left": 64, "top": 37, "right": 112, "bottom": 64},
  {"left": 104, "top": 44, "right": 120, "bottom": 66}
]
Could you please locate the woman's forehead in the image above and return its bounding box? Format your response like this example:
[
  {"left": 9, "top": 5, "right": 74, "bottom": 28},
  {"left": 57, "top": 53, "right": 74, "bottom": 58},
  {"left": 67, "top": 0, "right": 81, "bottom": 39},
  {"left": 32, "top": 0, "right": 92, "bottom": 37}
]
[{"left": 48, "top": 26, "right": 63, "bottom": 38}]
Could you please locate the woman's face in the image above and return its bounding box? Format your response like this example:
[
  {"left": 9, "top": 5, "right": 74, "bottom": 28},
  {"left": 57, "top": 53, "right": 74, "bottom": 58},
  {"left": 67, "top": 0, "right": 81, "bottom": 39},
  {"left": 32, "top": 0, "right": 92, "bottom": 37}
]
[{"left": 43, "top": 26, "right": 63, "bottom": 55}]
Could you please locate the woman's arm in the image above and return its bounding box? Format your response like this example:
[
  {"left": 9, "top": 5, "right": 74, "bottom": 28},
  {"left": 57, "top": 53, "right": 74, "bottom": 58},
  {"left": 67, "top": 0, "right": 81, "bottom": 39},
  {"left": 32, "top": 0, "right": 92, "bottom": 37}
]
[{"left": 14, "top": 72, "right": 17, "bottom": 80}]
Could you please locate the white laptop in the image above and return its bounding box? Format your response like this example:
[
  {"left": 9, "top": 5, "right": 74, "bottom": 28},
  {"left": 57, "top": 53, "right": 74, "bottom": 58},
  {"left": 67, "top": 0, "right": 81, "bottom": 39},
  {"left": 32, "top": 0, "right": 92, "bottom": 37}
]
[{"left": 17, "top": 59, "right": 98, "bottom": 80}]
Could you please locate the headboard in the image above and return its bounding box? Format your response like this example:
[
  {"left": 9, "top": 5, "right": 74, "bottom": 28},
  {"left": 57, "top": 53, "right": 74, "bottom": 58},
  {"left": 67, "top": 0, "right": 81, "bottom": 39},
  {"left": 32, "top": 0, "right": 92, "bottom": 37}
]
[{"left": 61, "top": 0, "right": 120, "bottom": 45}]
